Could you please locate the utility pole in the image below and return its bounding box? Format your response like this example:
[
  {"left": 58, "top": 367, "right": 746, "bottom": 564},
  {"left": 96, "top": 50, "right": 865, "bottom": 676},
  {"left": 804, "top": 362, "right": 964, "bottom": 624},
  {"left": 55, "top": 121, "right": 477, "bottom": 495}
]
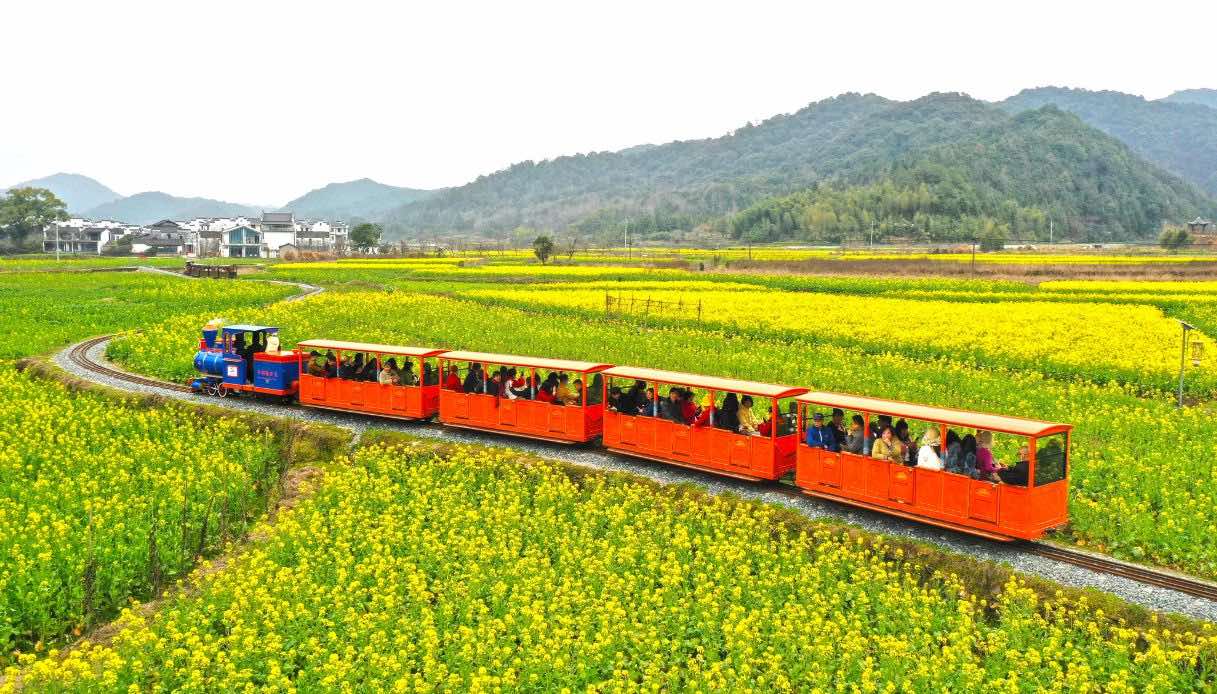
[
  {"left": 625, "top": 218, "right": 630, "bottom": 259},
  {"left": 55, "top": 224, "right": 60, "bottom": 262},
  {"left": 1049, "top": 219, "right": 1054, "bottom": 245},
  {"left": 869, "top": 220, "right": 875, "bottom": 248},
  {"left": 971, "top": 239, "right": 977, "bottom": 274},
  {"left": 1177, "top": 320, "right": 1195, "bottom": 408}
]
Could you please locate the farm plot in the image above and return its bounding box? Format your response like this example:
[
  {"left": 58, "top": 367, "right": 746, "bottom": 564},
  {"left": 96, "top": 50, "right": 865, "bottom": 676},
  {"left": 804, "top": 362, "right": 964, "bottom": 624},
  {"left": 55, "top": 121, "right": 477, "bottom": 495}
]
[
  {"left": 0, "top": 272, "right": 295, "bottom": 359},
  {"left": 12, "top": 443, "right": 1215, "bottom": 692},
  {"left": 0, "top": 369, "right": 283, "bottom": 657}
]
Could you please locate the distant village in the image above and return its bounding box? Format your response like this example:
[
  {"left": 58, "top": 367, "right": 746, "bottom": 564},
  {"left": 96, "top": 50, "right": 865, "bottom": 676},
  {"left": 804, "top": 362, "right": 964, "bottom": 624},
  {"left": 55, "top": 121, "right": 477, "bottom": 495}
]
[{"left": 42, "top": 212, "right": 348, "bottom": 258}]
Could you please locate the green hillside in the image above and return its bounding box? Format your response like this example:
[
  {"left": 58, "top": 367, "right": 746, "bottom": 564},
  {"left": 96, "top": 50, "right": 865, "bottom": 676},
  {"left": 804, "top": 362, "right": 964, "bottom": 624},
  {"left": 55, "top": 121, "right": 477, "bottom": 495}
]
[
  {"left": 1000, "top": 87, "right": 1217, "bottom": 196},
  {"left": 728, "top": 107, "right": 1216, "bottom": 243},
  {"left": 1161, "top": 88, "right": 1217, "bottom": 110},
  {"left": 83, "top": 192, "right": 262, "bottom": 225},
  {"left": 386, "top": 92, "right": 1214, "bottom": 242}
]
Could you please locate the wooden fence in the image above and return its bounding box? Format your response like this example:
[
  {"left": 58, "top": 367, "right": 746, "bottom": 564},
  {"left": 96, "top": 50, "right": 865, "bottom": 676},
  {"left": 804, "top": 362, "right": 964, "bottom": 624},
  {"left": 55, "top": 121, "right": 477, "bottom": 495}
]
[{"left": 604, "top": 293, "right": 701, "bottom": 322}]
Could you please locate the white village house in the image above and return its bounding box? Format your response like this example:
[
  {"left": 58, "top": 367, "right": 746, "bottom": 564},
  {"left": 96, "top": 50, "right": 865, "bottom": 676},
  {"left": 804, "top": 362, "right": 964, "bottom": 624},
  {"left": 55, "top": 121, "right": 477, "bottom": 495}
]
[{"left": 43, "top": 211, "right": 348, "bottom": 258}]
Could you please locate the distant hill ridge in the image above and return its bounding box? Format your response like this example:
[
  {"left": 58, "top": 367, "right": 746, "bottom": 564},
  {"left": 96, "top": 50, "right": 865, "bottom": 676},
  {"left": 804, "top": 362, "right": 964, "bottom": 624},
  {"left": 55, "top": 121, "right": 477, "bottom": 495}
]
[
  {"left": 1161, "top": 88, "right": 1217, "bottom": 110},
  {"left": 283, "top": 178, "right": 435, "bottom": 221},
  {"left": 383, "top": 91, "right": 1216, "bottom": 242},
  {"left": 2, "top": 173, "right": 121, "bottom": 214}
]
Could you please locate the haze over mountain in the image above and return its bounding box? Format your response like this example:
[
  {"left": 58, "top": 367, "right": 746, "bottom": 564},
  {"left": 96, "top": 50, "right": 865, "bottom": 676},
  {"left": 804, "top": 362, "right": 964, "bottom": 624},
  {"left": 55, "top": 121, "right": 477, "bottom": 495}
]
[
  {"left": 283, "top": 178, "right": 435, "bottom": 221},
  {"left": 82, "top": 192, "right": 263, "bottom": 226},
  {"left": 999, "top": 87, "right": 1217, "bottom": 196},
  {"left": 384, "top": 91, "right": 1216, "bottom": 243},
  {"left": 1161, "top": 88, "right": 1217, "bottom": 110},
  {"left": 2, "top": 173, "right": 121, "bottom": 214}
]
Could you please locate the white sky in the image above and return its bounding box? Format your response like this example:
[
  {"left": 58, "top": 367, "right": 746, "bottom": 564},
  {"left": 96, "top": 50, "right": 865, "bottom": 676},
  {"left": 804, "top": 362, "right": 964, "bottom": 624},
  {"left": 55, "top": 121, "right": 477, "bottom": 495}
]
[{"left": 2, "top": 0, "right": 1213, "bottom": 205}]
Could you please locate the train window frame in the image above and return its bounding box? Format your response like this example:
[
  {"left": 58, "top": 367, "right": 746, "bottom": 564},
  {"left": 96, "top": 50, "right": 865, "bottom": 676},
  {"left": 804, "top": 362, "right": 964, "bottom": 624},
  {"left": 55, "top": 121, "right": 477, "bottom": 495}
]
[{"left": 1034, "top": 432, "right": 1068, "bottom": 487}]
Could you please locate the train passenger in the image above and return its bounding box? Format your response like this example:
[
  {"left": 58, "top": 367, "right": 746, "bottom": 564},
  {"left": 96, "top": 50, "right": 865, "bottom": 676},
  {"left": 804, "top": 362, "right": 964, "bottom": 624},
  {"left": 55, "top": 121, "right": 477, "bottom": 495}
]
[
  {"left": 680, "top": 390, "right": 698, "bottom": 425},
  {"left": 555, "top": 374, "right": 576, "bottom": 405},
  {"left": 805, "top": 412, "right": 839, "bottom": 450},
  {"left": 507, "top": 369, "right": 529, "bottom": 399},
  {"left": 975, "top": 431, "right": 1002, "bottom": 482},
  {"left": 378, "top": 358, "right": 401, "bottom": 386},
  {"left": 943, "top": 430, "right": 963, "bottom": 474},
  {"left": 778, "top": 402, "right": 799, "bottom": 436},
  {"left": 623, "top": 380, "right": 646, "bottom": 414},
  {"left": 571, "top": 378, "right": 585, "bottom": 406},
  {"left": 444, "top": 365, "right": 461, "bottom": 390},
  {"left": 306, "top": 350, "right": 326, "bottom": 378},
  {"left": 738, "top": 395, "right": 760, "bottom": 435},
  {"left": 323, "top": 351, "right": 337, "bottom": 378},
  {"left": 607, "top": 385, "right": 624, "bottom": 411},
  {"left": 462, "top": 363, "right": 484, "bottom": 393},
  {"left": 536, "top": 380, "right": 556, "bottom": 403},
  {"left": 692, "top": 394, "right": 713, "bottom": 428},
  {"left": 717, "top": 393, "right": 740, "bottom": 432},
  {"left": 959, "top": 434, "right": 978, "bottom": 478},
  {"left": 844, "top": 415, "right": 866, "bottom": 453},
  {"left": 998, "top": 444, "right": 1031, "bottom": 486},
  {"left": 895, "top": 419, "right": 912, "bottom": 458},
  {"left": 360, "top": 355, "right": 379, "bottom": 382},
  {"left": 660, "top": 388, "right": 681, "bottom": 422},
  {"left": 638, "top": 387, "right": 659, "bottom": 416},
  {"left": 487, "top": 370, "right": 505, "bottom": 398},
  {"left": 917, "top": 428, "right": 944, "bottom": 470},
  {"left": 830, "top": 408, "right": 847, "bottom": 446},
  {"left": 400, "top": 360, "right": 419, "bottom": 386},
  {"left": 337, "top": 353, "right": 356, "bottom": 380},
  {"left": 757, "top": 416, "right": 773, "bottom": 437},
  {"left": 870, "top": 426, "right": 903, "bottom": 464}
]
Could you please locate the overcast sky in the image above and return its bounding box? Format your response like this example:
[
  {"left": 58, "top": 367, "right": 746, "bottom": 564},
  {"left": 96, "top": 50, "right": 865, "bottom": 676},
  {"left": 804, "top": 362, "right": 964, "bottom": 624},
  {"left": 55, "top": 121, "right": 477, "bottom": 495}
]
[{"left": 3, "top": 0, "right": 1213, "bottom": 205}]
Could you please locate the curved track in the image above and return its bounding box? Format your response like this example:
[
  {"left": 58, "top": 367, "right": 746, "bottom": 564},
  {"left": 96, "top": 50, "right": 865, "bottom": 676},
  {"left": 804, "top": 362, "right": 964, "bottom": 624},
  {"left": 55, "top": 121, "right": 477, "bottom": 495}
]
[{"left": 54, "top": 333, "right": 1217, "bottom": 620}]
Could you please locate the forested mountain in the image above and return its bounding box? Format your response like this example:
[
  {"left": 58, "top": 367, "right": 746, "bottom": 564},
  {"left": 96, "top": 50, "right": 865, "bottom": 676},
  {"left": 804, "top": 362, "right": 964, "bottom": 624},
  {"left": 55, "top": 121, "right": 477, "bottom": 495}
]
[
  {"left": 727, "top": 107, "right": 1216, "bottom": 243},
  {"left": 283, "top": 178, "right": 434, "bottom": 221},
  {"left": 387, "top": 93, "right": 1013, "bottom": 238},
  {"left": 999, "top": 87, "right": 1217, "bottom": 195},
  {"left": 386, "top": 92, "right": 1214, "bottom": 242},
  {"left": 1161, "top": 89, "right": 1217, "bottom": 110},
  {"left": 2, "top": 173, "right": 121, "bottom": 214},
  {"left": 82, "top": 192, "right": 261, "bottom": 225}
]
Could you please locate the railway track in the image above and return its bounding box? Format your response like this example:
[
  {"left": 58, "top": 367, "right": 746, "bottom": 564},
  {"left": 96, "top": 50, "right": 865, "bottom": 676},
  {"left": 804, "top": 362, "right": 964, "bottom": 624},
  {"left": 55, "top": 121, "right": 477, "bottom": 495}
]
[
  {"left": 63, "top": 333, "right": 1217, "bottom": 606},
  {"left": 67, "top": 335, "right": 193, "bottom": 394}
]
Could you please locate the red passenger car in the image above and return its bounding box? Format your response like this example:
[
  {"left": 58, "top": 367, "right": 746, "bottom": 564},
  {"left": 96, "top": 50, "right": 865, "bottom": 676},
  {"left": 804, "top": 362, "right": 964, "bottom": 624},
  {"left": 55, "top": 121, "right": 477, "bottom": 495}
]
[
  {"left": 437, "top": 351, "right": 612, "bottom": 443},
  {"left": 601, "top": 366, "right": 808, "bottom": 480},
  {"left": 296, "top": 339, "right": 445, "bottom": 420},
  {"left": 794, "top": 392, "right": 1071, "bottom": 541}
]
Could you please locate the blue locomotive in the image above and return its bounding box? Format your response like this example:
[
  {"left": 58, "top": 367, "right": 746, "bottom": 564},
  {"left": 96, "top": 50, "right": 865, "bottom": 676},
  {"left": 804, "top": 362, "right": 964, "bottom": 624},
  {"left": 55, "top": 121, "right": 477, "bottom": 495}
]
[{"left": 191, "top": 323, "right": 300, "bottom": 398}]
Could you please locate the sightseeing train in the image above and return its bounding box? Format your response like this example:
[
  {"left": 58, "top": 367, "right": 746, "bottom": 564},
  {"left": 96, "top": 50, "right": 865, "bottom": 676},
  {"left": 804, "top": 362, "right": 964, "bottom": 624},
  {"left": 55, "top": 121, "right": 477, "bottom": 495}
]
[{"left": 192, "top": 323, "right": 1071, "bottom": 541}]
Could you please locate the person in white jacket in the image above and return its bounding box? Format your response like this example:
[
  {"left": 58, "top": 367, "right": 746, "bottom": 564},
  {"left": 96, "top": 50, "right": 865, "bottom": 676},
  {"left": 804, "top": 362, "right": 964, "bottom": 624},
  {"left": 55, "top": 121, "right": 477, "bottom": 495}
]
[{"left": 917, "top": 427, "right": 945, "bottom": 470}]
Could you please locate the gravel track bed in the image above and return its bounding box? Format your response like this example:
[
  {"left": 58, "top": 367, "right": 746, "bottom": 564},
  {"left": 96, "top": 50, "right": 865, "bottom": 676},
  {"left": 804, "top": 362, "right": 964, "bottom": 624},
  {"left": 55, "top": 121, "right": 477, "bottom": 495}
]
[{"left": 51, "top": 337, "right": 1217, "bottom": 621}]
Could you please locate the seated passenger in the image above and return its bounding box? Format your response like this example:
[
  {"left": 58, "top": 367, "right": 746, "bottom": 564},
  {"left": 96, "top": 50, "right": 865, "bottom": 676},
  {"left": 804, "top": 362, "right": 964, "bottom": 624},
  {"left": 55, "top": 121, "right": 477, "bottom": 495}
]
[
  {"left": 942, "top": 430, "right": 963, "bottom": 474},
  {"left": 487, "top": 370, "right": 505, "bottom": 397},
  {"left": 607, "top": 385, "right": 624, "bottom": 411},
  {"left": 444, "top": 365, "right": 461, "bottom": 390},
  {"left": 658, "top": 388, "right": 680, "bottom": 422},
  {"left": 571, "top": 378, "right": 585, "bottom": 406},
  {"left": 679, "top": 390, "right": 698, "bottom": 425},
  {"left": 844, "top": 415, "right": 865, "bottom": 454},
  {"left": 422, "top": 362, "right": 436, "bottom": 386},
  {"left": 337, "top": 354, "right": 358, "bottom": 380},
  {"left": 400, "top": 360, "right": 419, "bottom": 386},
  {"left": 738, "top": 395, "right": 760, "bottom": 435},
  {"left": 360, "top": 355, "right": 379, "bottom": 382},
  {"left": 306, "top": 350, "right": 326, "bottom": 377},
  {"left": 917, "top": 428, "right": 944, "bottom": 470},
  {"left": 638, "top": 387, "right": 660, "bottom": 416},
  {"left": 378, "top": 357, "right": 401, "bottom": 386},
  {"left": 462, "top": 363, "right": 484, "bottom": 393},
  {"left": 323, "top": 352, "right": 337, "bottom": 378},
  {"left": 691, "top": 394, "right": 713, "bottom": 428},
  {"left": 777, "top": 402, "right": 799, "bottom": 436},
  {"left": 998, "top": 444, "right": 1031, "bottom": 486},
  {"left": 870, "top": 426, "right": 903, "bottom": 465},
  {"left": 536, "top": 381, "right": 556, "bottom": 403},
  {"left": 960, "top": 434, "right": 978, "bottom": 478},
  {"left": 894, "top": 419, "right": 913, "bottom": 464},
  {"left": 507, "top": 369, "right": 530, "bottom": 400},
  {"left": 805, "top": 412, "right": 839, "bottom": 451},
  {"left": 975, "top": 431, "right": 1003, "bottom": 482},
  {"left": 830, "top": 408, "right": 847, "bottom": 446},
  {"left": 555, "top": 374, "right": 576, "bottom": 405},
  {"left": 757, "top": 417, "right": 773, "bottom": 438},
  {"left": 717, "top": 393, "right": 740, "bottom": 432}
]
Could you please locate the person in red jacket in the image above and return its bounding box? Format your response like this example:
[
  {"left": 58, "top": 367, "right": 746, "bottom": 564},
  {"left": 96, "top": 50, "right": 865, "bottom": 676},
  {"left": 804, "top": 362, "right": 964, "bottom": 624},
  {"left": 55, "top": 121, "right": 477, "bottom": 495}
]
[
  {"left": 679, "top": 389, "right": 698, "bottom": 425},
  {"left": 444, "top": 365, "right": 461, "bottom": 391}
]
